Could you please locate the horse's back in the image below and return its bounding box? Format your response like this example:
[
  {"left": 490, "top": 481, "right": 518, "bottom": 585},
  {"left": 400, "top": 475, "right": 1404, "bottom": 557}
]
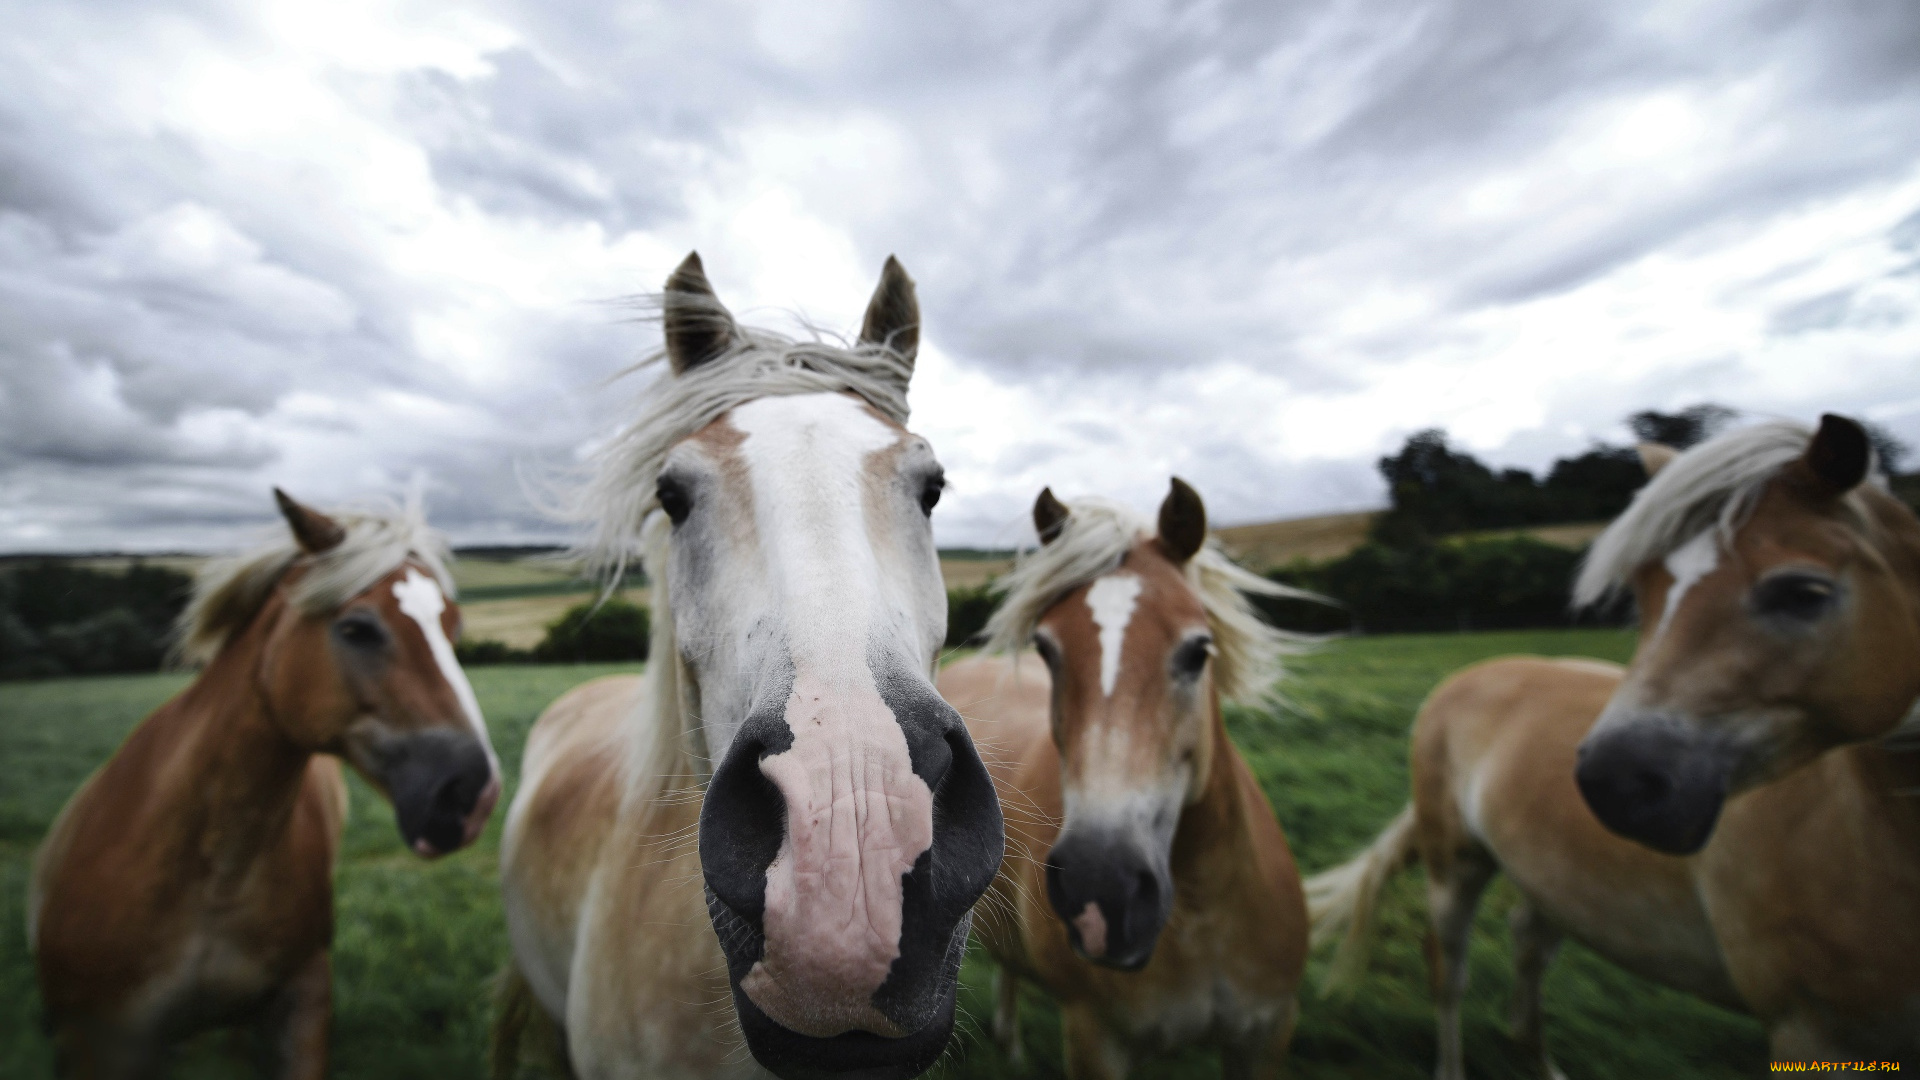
[
  {"left": 1412, "top": 656, "right": 1737, "bottom": 1005},
  {"left": 500, "top": 674, "right": 645, "bottom": 1019}
]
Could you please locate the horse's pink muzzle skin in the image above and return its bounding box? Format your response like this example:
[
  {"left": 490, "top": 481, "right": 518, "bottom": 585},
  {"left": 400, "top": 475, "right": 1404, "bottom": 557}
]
[{"left": 739, "top": 675, "right": 934, "bottom": 1036}]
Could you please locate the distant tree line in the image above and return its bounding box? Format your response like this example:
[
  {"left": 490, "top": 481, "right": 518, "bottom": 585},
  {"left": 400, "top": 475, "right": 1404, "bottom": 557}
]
[
  {"left": 10, "top": 406, "right": 1916, "bottom": 675},
  {"left": 1260, "top": 404, "right": 1916, "bottom": 635},
  {"left": 1261, "top": 538, "right": 1593, "bottom": 634},
  {"left": 939, "top": 405, "right": 1917, "bottom": 643},
  {"left": 0, "top": 560, "right": 655, "bottom": 679},
  {"left": 1368, "top": 404, "right": 1741, "bottom": 547},
  {"left": 0, "top": 562, "right": 194, "bottom": 679}
]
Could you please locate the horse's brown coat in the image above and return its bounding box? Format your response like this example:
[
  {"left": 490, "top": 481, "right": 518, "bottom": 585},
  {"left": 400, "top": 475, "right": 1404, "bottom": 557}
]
[
  {"left": 1314, "top": 427, "right": 1920, "bottom": 1073},
  {"left": 942, "top": 533, "right": 1305, "bottom": 1079},
  {"left": 31, "top": 520, "right": 494, "bottom": 1077}
]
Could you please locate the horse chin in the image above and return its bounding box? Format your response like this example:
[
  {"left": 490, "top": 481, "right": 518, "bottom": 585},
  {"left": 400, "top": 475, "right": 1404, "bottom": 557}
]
[
  {"left": 707, "top": 888, "right": 967, "bottom": 1080},
  {"left": 727, "top": 979, "right": 959, "bottom": 1080}
]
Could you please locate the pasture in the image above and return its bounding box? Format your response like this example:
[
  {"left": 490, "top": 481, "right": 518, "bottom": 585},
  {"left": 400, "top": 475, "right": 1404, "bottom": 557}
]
[{"left": 0, "top": 631, "right": 1766, "bottom": 1078}]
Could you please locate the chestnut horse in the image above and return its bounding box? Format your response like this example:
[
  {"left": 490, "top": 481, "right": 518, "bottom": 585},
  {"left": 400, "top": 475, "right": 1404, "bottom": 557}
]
[
  {"left": 492, "top": 254, "right": 1003, "bottom": 1080},
  {"left": 29, "top": 490, "right": 500, "bottom": 1078},
  {"left": 938, "top": 481, "right": 1312, "bottom": 1079},
  {"left": 1310, "top": 415, "right": 1920, "bottom": 1073}
]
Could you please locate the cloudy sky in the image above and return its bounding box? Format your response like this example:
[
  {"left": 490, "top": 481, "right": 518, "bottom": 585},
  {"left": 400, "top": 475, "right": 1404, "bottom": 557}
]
[{"left": 3, "top": 0, "right": 1918, "bottom": 553}]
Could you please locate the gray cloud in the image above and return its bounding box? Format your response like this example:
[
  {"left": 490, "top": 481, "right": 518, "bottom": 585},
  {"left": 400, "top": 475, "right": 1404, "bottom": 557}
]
[{"left": 2, "top": 0, "right": 1919, "bottom": 551}]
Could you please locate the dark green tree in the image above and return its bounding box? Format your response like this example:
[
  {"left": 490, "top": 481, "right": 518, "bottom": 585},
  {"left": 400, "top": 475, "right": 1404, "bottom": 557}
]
[{"left": 533, "top": 599, "right": 650, "bottom": 663}]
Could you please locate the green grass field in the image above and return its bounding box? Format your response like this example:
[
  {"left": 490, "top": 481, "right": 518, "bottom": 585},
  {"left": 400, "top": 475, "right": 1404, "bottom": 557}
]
[{"left": 0, "top": 631, "right": 1767, "bottom": 1078}]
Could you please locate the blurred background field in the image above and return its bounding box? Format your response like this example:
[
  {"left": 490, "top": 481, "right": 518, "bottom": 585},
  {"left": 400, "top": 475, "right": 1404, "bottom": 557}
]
[{"left": 0, "top": 631, "right": 1767, "bottom": 1079}]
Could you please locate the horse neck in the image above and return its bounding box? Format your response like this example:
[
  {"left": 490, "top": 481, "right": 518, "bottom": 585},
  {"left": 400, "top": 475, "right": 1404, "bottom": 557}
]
[
  {"left": 154, "top": 604, "right": 315, "bottom": 881},
  {"left": 1827, "top": 741, "right": 1920, "bottom": 862}
]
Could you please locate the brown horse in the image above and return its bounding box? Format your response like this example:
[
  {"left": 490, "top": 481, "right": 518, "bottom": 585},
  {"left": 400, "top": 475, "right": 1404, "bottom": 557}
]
[
  {"left": 938, "top": 480, "right": 1311, "bottom": 1079},
  {"left": 1310, "top": 414, "right": 1920, "bottom": 1073},
  {"left": 29, "top": 491, "right": 500, "bottom": 1079},
  {"left": 493, "top": 254, "right": 1003, "bottom": 1080}
]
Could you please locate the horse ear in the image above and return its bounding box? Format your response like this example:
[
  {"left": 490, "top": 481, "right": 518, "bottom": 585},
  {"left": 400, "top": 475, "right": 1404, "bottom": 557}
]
[
  {"left": 274, "top": 488, "right": 346, "bottom": 555},
  {"left": 1033, "top": 487, "right": 1069, "bottom": 545},
  {"left": 859, "top": 255, "right": 919, "bottom": 367},
  {"left": 663, "top": 251, "right": 736, "bottom": 374},
  {"left": 1801, "top": 413, "right": 1872, "bottom": 496},
  {"left": 1156, "top": 477, "right": 1206, "bottom": 565},
  {"left": 1636, "top": 442, "right": 1678, "bottom": 477}
]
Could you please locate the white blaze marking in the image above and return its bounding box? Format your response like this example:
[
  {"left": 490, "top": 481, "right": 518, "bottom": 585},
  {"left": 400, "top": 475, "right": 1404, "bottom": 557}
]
[
  {"left": 726, "top": 393, "right": 935, "bottom": 1038},
  {"left": 393, "top": 569, "right": 498, "bottom": 770},
  {"left": 1086, "top": 573, "right": 1142, "bottom": 697},
  {"left": 1657, "top": 529, "right": 1720, "bottom": 640}
]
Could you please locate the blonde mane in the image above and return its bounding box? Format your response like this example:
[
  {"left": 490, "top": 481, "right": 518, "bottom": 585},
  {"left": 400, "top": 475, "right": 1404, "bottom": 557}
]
[
  {"left": 982, "top": 497, "right": 1319, "bottom": 704},
  {"left": 566, "top": 300, "right": 917, "bottom": 795},
  {"left": 1574, "top": 420, "right": 1882, "bottom": 608},
  {"left": 175, "top": 502, "right": 452, "bottom": 666},
  {"left": 568, "top": 305, "right": 913, "bottom": 587}
]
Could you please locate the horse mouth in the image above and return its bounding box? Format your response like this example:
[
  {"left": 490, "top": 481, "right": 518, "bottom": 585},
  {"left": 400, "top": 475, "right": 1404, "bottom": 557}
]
[
  {"left": 705, "top": 887, "right": 966, "bottom": 1080},
  {"left": 1067, "top": 934, "right": 1155, "bottom": 972},
  {"left": 728, "top": 981, "right": 960, "bottom": 1080}
]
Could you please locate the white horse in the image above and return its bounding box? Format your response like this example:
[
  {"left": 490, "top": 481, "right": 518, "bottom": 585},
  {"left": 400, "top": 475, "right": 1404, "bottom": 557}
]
[{"left": 493, "top": 254, "right": 1004, "bottom": 1080}]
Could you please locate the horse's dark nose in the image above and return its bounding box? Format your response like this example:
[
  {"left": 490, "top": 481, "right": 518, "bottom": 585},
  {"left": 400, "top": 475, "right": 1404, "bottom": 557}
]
[
  {"left": 385, "top": 730, "right": 495, "bottom": 857},
  {"left": 1575, "top": 720, "right": 1733, "bottom": 856},
  {"left": 1045, "top": 827, "right": 1173, "bottom": 970}
]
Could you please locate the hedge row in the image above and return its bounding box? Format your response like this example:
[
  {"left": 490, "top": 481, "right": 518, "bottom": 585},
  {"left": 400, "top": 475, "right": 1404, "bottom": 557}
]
[{"left": 1261, "top": 536, "right": 1625, "bottom": 635}]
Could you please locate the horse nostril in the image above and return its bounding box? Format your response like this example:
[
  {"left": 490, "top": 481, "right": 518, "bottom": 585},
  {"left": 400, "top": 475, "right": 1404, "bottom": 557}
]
[
  {"left": 1130, "top": 869, "right": 1156, "bottom": 908},
  {"left": 431, "top": 772, "right": 476, "bottom": 818},
  {"left": 1630, "top": 768, "right": 1672, "bottom": 804},
  {"left": 698, "top": 730, "right": 787, "bottom": 925}
]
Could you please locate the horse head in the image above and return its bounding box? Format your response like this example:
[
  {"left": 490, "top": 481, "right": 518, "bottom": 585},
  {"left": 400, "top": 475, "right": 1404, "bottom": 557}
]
[
  {"left": 625, "top": 254, "right": 1003, "bottom": 1078},
  {"left": 986, "top": 479, "right": 1303, "bottom": 970},
  {"left": 197, "top": 491, "right": 501, "bottom": 857},
  {"left": 1574, "top": 415, "right": 1920, "bottom": 854}
]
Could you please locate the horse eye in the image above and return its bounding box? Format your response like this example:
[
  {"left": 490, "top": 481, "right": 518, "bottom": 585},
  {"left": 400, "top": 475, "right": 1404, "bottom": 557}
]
[
  {"left": 1031, "top": 634, "right": 1058, "bottom": 667},
  {"left": 335, "top": 615, "right": 387, "bottom": 649},
  {"left": 657, "top": 475, "right": 692, "bottom": 525},
  {"left": 919, "top": 472, "right": 945, "bottom": 516},
  {"left": 1172, "top": 636, "right": 1212, "bottom": 679},
  {"left": 1752, "top": 573, "right": 1838, "bottom": 623}
]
